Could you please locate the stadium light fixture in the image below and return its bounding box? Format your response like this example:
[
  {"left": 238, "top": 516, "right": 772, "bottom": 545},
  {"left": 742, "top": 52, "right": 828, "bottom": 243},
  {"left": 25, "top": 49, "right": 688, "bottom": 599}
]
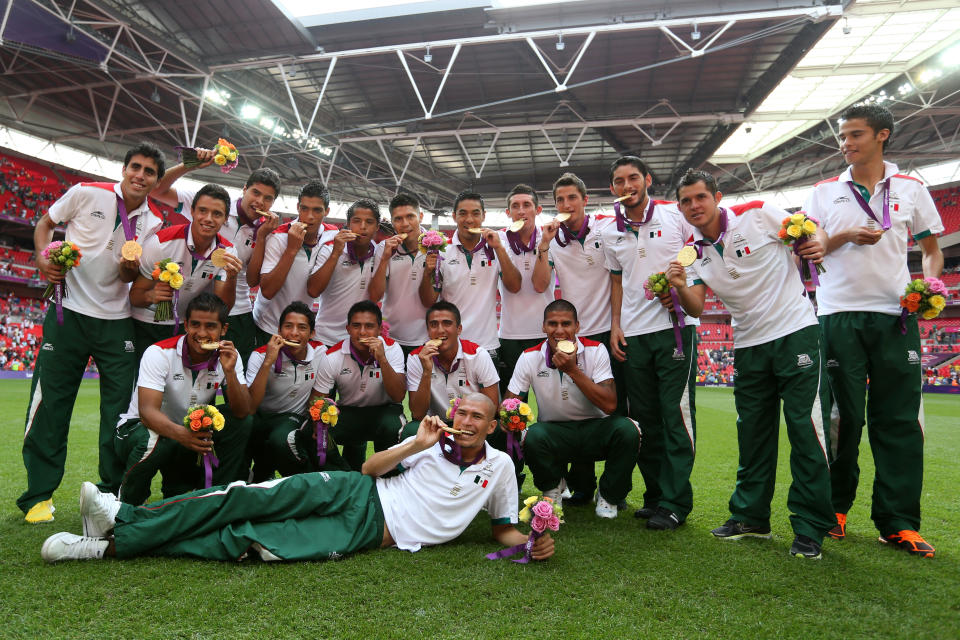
[
  {"left": 691, "top": 24, "right": 701, "bottom": 41},
  {"left": 423, "top": 46, "right": 432, "bottom": 63},
  {"left": 150, "top": 88, "right": 161, "bottom": 103},
  {"left": 241, "top": 104, "right": 261, "bottom": 120},
  {"left": 555, "top": 33, "right": 564, "bottom": 51}
]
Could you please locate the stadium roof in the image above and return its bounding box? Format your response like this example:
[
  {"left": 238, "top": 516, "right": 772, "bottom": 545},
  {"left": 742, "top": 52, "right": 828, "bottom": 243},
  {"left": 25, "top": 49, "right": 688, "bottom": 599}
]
[{"left": 0, "top": 0, "right": 958, "bottom": 211}]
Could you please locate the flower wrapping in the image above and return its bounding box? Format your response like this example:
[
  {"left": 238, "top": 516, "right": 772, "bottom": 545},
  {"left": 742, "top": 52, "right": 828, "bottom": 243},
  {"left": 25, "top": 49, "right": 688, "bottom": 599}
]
[
  {"left": 182, "top": 404, "right": 224, "bottom": 488},
  {"left": 178, "top": 138, "right": 239, "bottom": 174},
  {"left": 308, "top": 397, "right": 339, "bottom": 465},
  {"left": 41, "top": 241, "right": 82, "bottom": 324},
  {"left": 499, "top": 397, "right": 532, "bottom": 461},
  {"left": 777, "top": 212, "right": 826, "bottom": 284},
  {"left": 487, "top": 495, "right": 563, "bottom": 563},
  {"left": 900, "top": 277, "right": 949, "bottom": 324},
  {"left": 151, "top": 258, "right": 184, "bottom": 325}
]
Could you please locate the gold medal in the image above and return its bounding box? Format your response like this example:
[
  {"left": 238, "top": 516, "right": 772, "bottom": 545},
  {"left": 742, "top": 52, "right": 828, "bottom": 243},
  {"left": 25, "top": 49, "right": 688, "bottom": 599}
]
[
  {"left": 557, "top": 340, "right": 576, "bottom": 354},
  {"left": 614, "top": 192, "right": 637, "bottom": 202},
  {"left": 121, "top": 240, "right": 142, "bottom": 261},
  {"left": 468, "top": 227, "right": 484, "bottom": 234},
  {"left": 509, "top": 219, "right": 524, "bottom": 233},
  {"left": 398, "top": 233, "right": 408, "bottom": 240},
  {"left": 555, "top": 213, "right": 571, "bottom": 223},
  {"left": 677, "top": 246, "right": 698, "bottom": 267},
  {"left": 281, "top": 339, "right": 300, "bottom": 347},
  {"left": 200, "top": 342, "right": 222, "bottom": 351},
  {"left": 426, "top": 338, "right": 443, "bottom": 348},
  {"left": 210, "top": 248, "right": 228, "bottom": 268}
]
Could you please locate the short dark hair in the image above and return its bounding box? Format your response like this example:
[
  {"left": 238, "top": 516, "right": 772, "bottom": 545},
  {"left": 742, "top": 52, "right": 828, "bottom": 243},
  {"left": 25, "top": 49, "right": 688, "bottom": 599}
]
[
  {"left": 347, "top": 198, "right": 381, "bottom": 223},
  {"left": 544, "top": 298, "right": 578, "bottom": 322},
  {"left": 279, "top": 301, "right": 315, "bottom": 332},
  {"left": 298, "top": 180, "right": 329, "bottom": 208},
  {"left": 186, "top": 292, "right": 228, "bottom": 325},
  {"left": 675, "top": 169, "right": 719, "bottom": 200},
  {"left": 347, "top": 300, "right": 382, "bottom": 325},
  {"left": 389, "top": 193, "right": 420, "bottom": 214},
  {"left": 453, "top": 190, "right": 484, "bottom": 213},
  {"left": 608, "top": 155, "right": 650, "bottom": 185},
  {"left": 552, "top": 173, "right": 586, "bottom": 199},
  {"left": 191, "top": 184, "right": 230, "bottom": 215},
  {"left": 124, "top": 142, "right": 166, "bottom": 179},
  {"left": 506, "top": 184, "right": 539, "bottom": 209},
  {"left": 426, "top": 300, "right": 461, "bottom": 327},
  {"left": 245, "top": 168, "right": 281, "bottom": 195},
  {"left": 841, "top": 103, "right": 894, "bottom": 150}
]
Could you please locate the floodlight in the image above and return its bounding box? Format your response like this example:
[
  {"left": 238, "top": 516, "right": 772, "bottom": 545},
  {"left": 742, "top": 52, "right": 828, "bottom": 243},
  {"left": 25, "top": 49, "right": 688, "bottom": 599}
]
[{"left": 556, "top": 34, "right": 565, "bottom": 51}]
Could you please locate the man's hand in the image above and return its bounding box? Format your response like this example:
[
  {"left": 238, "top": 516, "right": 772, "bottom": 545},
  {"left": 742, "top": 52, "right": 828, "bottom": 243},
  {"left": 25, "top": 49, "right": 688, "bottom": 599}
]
[
  {"left": 531, "top": 532, "right": 555, "bottom": 561},
  {"left": 367, "top": 337, "right": 386, "bottom": 363},
  {"left": 381, "top": 234, "right": 403, "bottom": 259},
  {"left": 255, "top": 212, "right": 280, "bottom": 242},
  {"left": 150, "top": 280, "right": 174, "bottom": 304},
  {"left": 797, "top": 237, "right": 826, "bottom": 263},
  {"left": 37, "top": 254, "right": 65, "bottom": 284},
  {"left": 418, "top": 340, "right": 439, "bottom": 372},
  {"left": 416, "top": 415, "right": 445, "bottom": 450},
  {"left": 286, "top": 221, "right": 307, "bottom": 251},
  {"left": 610, "top": 326, "right": 627, "bottom": 362},
  {"left": 845, "top": 226, "right": 883, "bottom": 246},
  {"left": 540, "top": 221, "right": 559, "bottom": 247},
  {"left": 552, "top": 348, "right": 577, "bottom": 374},
  {"left": 174, "top": 425, "right": 214, "bottom": 454},
  {"left": 482, "top": 228, "right": 502, "bottom": 249},
  {"left": 332, "top": 229, "right": 357, "bottom": 253},
  {"left": 657, "top": 291, "right": 675, "bottom": 313},
  {"left": 664, "top": 261, "right": 687, "bottom": 290},
  {"left": 218, "top": 339, "right": 239, "bottom": 373},
  {"left": 220, "top": 253, "right": 243, "bottom": 278},
  {"left": 424, "top": 251, "right": 439, "bottom": 272},
  {"left": 263, "top": 334, "right": 284, "bottom": 365},
  {"left": 189, "top": 148, "right": 217, "bottom": 170}
]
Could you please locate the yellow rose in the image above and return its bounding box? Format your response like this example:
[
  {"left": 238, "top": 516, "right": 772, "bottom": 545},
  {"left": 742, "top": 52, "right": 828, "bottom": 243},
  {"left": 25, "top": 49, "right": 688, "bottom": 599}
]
[
  {"left": 214, "top": 154, "right": 227, "bottom": 166},
  {"left": 790, "top": 213, "right": 805, "bottom": 226},
  {"left": 321, "top": 414, "right": 330, "bottom": 424},
  {"left": 228, "top": 151, "right": 238, "bottom": 162},
  {"left": 329, "top": 416, "right": 338, "bottom": 427},
  {"left": 930, "top": 295, "right": 946, "bottom": 310},
  {"left": 169, "top": 273, "right": 184, "bottom": 289},
  {"left": 218, "top": 145, "right": 231, "bottom": 156},
  {"left": 158, "top": 270, "right": 172, "bottom": 282},
  {"left": 518, "top": 506, "right": 531, "bottom": 523},
  {"left": 802, "top": 219, "right": 817, "bottom": 235},
  {"left": 922, "top": 308, "right": 939, "bottom": 320},
  {"left": 523, "top": 495, "right": 539, "bottom": 507},
  {"left": 786, "top": 225, "right": 802, "bottom": 239},
  {"left": 166, "top": 262, "right": 180, "bottom": 274},
  {"left": 519, "top": 403, "right": 531, "bottom": 416},
  {"left": 212, "top": 414, "right": 225, "bottom": 431},
  {"left": 327, "top": 406, "right": 339, "bottom": 416}
]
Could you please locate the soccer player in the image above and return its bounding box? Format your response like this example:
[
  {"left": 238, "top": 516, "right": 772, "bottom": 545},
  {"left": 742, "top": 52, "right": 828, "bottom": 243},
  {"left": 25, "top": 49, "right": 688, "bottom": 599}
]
[
  {"left": 304, "top": 301, "right": 406, "bottom": 471},
  {"left": 418, "top": 190, "right": 521, "bottom": 354},
  {"left": 804, "top": 104, "right": 943, "bottom": 558},
  {"left": 308, "top": 199, "right": 383, "bottom": 345},
  {"left": 505, "top": 299, "right": 640, "bottom": 520},
  {"left": 244, "top": 301, "right": 347, "bottom": 481},
  {"left": 41, "top": 394, "right": 555, "bottom": 564},
  {"left": 150, "top": 150, "right": 282, "bottom": 363},
  {"left": 669, "top": 169, "right": 833, "bottom": 559},
  {"left": 114, "top": 293, "right": 253, "bottom": 506},
  {"left": 129, "top": 185, "right": 242, "bottom": 361},
  {"left": 368, "top": 193, "right": 430, "bottom": 358},
  {"left": 20, "top": 142, "right": 168, "bottom": 523},
  {"left": 252, "top": 180, "right": 336, "bottom": 347},
  {"left": 602, "top": 156, "right": 699, "bottom": 530}
]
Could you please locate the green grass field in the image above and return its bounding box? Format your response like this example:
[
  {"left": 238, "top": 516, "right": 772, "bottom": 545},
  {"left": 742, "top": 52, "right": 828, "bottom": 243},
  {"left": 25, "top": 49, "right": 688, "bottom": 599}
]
[{"left": 0, "top": 380, "right": 957, "bottom": 639}]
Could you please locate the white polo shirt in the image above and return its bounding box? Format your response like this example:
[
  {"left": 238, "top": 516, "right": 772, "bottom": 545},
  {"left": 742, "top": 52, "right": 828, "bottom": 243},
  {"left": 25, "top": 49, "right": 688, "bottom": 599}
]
[
  {"left": 803, "top": 161, "right": 944, "bottom": 316},
  {"left": 497, "top": 228, "right": 556, "bottom": 340},
  {"left": 406, "top": 339, "right": 500, "bottom": 418},
  {"left": 381, "top": 247, "right": 429, "bottom": 347},
  {"left": 118, "top": 334, "right": 245, "bottom": 425},
  {"left": 47, "top": 182, "right": 165, "bottom": 320},
  {"left": 175, "top": 189, "right": 257, "bottom": 316},
  {"left": 507, "top": 337, "right": 612, "bottom": 422},
  {"left": 313, "top": 336, "right": 405, "bottom": 407},
  {"left": 252, "top": 222, "right": 337, "bottom": 334},
  {"left": 438, "top": 233, "right": 502, "bottom": 350},
  {"left": 311, "top": 241, "right": 383, "bottom": 345},
  {"left": 377, "top": 438, "right": 517, "bottom": 552},
  {"left": 601, "top": 201, "right": 700, "bottom": 337},
  {"left": 131, "top": 224, "right": 236, "bottom": 325},
  {"left": 548, "top": 214, "right": 616, "bottom": 336},
  {"left": 686, "top": 203, "right": 818, "bottom": 348},
  {"left": 245, "top": 340, "right": 325, "bottom": 414}
]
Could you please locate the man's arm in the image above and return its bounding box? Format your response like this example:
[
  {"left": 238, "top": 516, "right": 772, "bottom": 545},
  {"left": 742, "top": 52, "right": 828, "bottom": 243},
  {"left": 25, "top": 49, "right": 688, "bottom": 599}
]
[
  {"left": 919, "top": 234, "right": 944, "bottom": 278},
  {"left": 246, "top": 216, "right": 280, "bottom": 288},
  {"left": 418, "top": 252, "right": 441, "bottom": 307},
  {"left": 219, "top": 341, "right": 251, "bottom": 418},
  {"left": 488, "top": 232, "right": 521, "bottom": 293},
  {"left": 361, "top": 416, "right": 443, "bottom": 477},
  {"left": 491, "top": 525, "right": 554, "bottom": 560},
  {"left": 531, "top": 244, "right": 553, "bottom": 293},
  {"left": 247, "top": 337, "right": 282, "bottom": 411},
  {"left": 609, "top": 272, "right": 627, "bottom": 362},
  {"left": 408, "top": 346, "right": 435, "bottom": 420},
  {"left": 259, "top": 232, "right": 302, "bottom": 300},
  {"left": 150, "top": 151, "right": 214, "bottom": 207},
  {"left": 664, "top": 262, "right": 706, "bottom": 318},
  {"left": 369, "top": 236, "right": 401, "bottom": 302},
  {"left": 129, "top": 274, "right": 172, "bottom": 309},
  {"left": 212, "top": 252, "right": 242, "bottom": 311},
  {"left": 373, "top": 341, "right": 406, "bottom": 403},
  {"left": 307, "top": 229, "right": 352, "bottom": 298},
  {"left": 33, "top": 214, "right": 64, "bottom": 285}
]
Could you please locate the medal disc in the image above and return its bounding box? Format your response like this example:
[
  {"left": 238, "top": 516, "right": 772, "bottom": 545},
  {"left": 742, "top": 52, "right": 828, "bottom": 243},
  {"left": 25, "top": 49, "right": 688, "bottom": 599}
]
[
  {"left": 210, "top": 248, "right": 228, "bottom": 268},
  {"left": 555, "top": 213, "right": 571, "bottom": 223},
  {"left": 200, "top": 342, "right": 221, "bottom": 351},
  {"left": 557, "top": 340, "right": 576, "bottom": 354},
  {"left": 677, "top": 246, "right": 698, "bottom": 267},
  {"left": 121, "top": 240, "right": 142, "bottom": 261},
  {"left": 509, "top": 219, "right": 524, "bottom": 233}
]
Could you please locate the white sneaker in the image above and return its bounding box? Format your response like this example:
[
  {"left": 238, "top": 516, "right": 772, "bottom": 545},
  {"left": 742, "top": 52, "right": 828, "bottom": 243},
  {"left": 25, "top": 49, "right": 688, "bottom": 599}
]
[
  {"left": 595, "top": 494, "right": 618, "bottom": 519},
  {"left": 542, "top": 485, "right": 563, "bottom": 510},
  {"left": 80, "top": 482, "right": 120, "bottom": 538},
  {"left": 41, "top": 532, "right": 108, "bottom": 563},
  {"left": 559, "top": 478, "right": 572, "bottom": 499}
]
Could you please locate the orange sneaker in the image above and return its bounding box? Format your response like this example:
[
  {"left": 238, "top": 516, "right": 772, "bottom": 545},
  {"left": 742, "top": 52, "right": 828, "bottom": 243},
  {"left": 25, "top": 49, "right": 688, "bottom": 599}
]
[
  {"left": 827, "top": 512, "right": 846, "bottom": 540},
  {"left": 879, "top": 530, "right": 935, "bottom": 558}
]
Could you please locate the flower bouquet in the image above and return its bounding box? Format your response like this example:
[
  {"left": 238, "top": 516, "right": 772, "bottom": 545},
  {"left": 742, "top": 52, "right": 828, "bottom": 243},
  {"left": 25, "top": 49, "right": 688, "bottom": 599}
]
[
  {"left": 418, "top": 230, "right": 448, "bottom": 289},
  {"left": 778, "top": 212, "right": 825, "bottom": 285},
  {"left": 183, "top": 404, "right": 225, "bottom": 488},
  {"left": 900, "top": 278, "right": 948, "bottom": 322},
  {"left": 644, "top": 271, "right": 686, "bottom": 354},
  {"left": 499, "top": 397, "right": 532, "bottom": 460},
  {"left": 178, "top": 138, "right": 239, "bottom": 174},
  {"left": 151, "top": 259, "right": 184, "bottom": 325},
  {"left": 487, "top": 495, "right": 563, "bottom": 564},
  {"left": 308, "top": 397, "right": 339, "bottom": 465},
  {"left": 41, "top": 241, "right": 82, "bottom": 324}
]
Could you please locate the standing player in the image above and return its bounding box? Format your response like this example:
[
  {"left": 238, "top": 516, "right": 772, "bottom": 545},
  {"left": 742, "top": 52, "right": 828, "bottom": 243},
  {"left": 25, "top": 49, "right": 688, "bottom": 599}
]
[
  {"left": 308, "top": 199, "right": 383, "bottom": 345},
  {"left": 20, "top": 142, "right": 167, "bottom": 522},
  {"left": 129, "top": 185, "right": 242, "bottom": 361},
  {"left": 368, "top": 193, "right": 430, "bottom": 358},
  {"left": 252, "top": 180, "right": 336, "bottom": 347},
  {"left": 603, "top": 156, "right": 698, "bottom": 530},
  {"left": 669, "top": 169, "right": 833, "bottom": 559},
  {"left": 150, "top": 150, "right": 282, "bottom": 363},
  {"left": 804, "top": 104, "right": 943, "bottom": 558},
  {"left": 418, "top": 190, "right": 521, "bottom": 354}
]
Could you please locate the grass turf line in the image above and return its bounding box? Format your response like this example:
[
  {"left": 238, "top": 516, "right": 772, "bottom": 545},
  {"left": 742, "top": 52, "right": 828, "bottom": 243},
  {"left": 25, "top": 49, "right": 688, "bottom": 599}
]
[{"left": 0, "top": 380, "right": 958, "bottom": 639}]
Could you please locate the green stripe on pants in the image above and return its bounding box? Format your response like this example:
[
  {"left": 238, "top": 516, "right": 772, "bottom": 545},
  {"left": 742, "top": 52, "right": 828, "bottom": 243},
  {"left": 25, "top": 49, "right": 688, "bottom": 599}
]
[
  {"left": 820, "top": 311, "right": 924, "bottom": 535},
  {"left": 19, "top": 308, "right": 137, "bottom": 512},
  {"left": 113, "top": 472, "right": 384, "bottom": 561},
  {"left": 728, "top": 325, "right": 834, "bottom": 541}
]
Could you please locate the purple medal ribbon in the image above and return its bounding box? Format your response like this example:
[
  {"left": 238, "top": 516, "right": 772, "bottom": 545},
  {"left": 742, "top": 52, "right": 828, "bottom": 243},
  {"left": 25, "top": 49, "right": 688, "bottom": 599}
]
[
  {"left": 506, "top": 226, "right": 537, "bottom": 254},
  {"left": 346, "top": 240, "right": 374, "bottom": 266},
  {"left": 486, "top": 530, "right": 543, "bottom": 563},
  {"left": 555, "top": 215, "right": 590, "bottom": 248},
  {"left": 185, "top": 224, "right": 223, "bottom": 262},
  {"left": 439, "top": 434, "right": 485, "bottom": 466},
  {"left": 614, "top": 198, "right": 655, "bottom": 232},
  {"left": 544, "top": 342, "right": 558, "bottom": 370},
  {"left": 848, "top": 179, "right": 891, "bottom": 231},
  {"left": 115, "top": 194, "right": 136, "bottom": 241},
  {"left": 432, "top": 354, "right": 460, "bottom": 376},
  {"left": 180, "top": 341, "right": 219, "bottom": 372},
  {"left": 202, "top": 452, "right": 220, "bottom": 488},
  {"left": 349, "top": 340, "right": 377, "bottom": 368},
  {"left": 459, "top": 236, "right": 495, "bottom": 263},
  {"left": 692, "top": 207, "right": 730, "bottom": 258},
  {"left": 274, "top": 345, "right": 310, "bottom": 374}
]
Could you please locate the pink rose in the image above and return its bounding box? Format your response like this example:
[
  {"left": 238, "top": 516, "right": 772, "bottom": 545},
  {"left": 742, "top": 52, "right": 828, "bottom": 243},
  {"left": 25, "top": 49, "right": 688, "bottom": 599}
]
[
  {"left": 532, "top": 500, "right": 554, "bottom": 518},
  {"left": 502, "top": 398, "right": 521, "bottom": 412},
  {"left": 546, "top": 515, "right": 560, "bottom": 531},
  {"left": 530, "top": 516, "right": 547, "bottom": 533},
  {"left": 643, "top": 280, "right": 655, "bottom": 301},
  {"left": 926, "top": 278, "right": 947, "bottom": 295}
]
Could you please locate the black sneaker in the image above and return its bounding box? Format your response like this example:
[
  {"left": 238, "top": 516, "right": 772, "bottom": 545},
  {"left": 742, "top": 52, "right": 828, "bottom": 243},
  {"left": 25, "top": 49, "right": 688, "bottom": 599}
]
[
  {"left": 566, "top": 491, "right": 592, "bottom": 506},
  {"left": 633, "top": 505, "right": 656, "bottom": 519},
  {"left": 790, "top": 534, "right": 823, "bottom": 559},
  {"left": 710, "top": 518, "right": 772, "bottom": 540},
  {"left": 646, "top": 507, "right": 684, "bottom": 530}
]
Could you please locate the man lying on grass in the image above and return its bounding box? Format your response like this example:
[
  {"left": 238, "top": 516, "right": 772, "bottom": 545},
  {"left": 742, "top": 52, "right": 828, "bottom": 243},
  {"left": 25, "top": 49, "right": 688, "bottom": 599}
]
[{"left": 41, "top": 393, "right": 555, "bottom": 563}]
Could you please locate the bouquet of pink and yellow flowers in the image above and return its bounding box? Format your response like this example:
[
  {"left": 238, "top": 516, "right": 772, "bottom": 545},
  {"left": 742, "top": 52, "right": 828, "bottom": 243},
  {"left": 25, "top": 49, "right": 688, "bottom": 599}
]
[
  {"left": 499, "top": 397, "right": 532, "bottom": 461},
  {"left": 308, "top": 397, "right": 339, "bottom": 465},
  {"left": 900, "top": 278, "right": 948, "bottom": 321},
  {"left": 487, "top": 495, "right": 563, "bottom": 564},
  {"left": 183, "top": 404, "right": 225, "bottom": 488},
  {"left": 151, "top": 258, "right": 184, "bottom": 324}
]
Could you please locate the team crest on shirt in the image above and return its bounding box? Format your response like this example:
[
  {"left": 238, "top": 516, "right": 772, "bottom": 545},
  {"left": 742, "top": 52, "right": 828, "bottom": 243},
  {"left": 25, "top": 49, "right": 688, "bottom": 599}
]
[
  {"left": 832, "top": 196, "right": 850, "bottom": 204},
  {"left": 448, "top": 258, "right": 461, "bottom": 265},
  {"left": 339, "top": 367, "right": 352, "bottom": 375},
  {"left": 796, "top": 354, "right": 813, "bottom": 368},
  {"left": 907, "top": 350, "right": 920, "bottom": 364},
  {"left": 450, "top": 484, "right": 463, "bottom": 496},
  {"left": 701, "top": 256, "right": 712, "bottom": 267},
  {"left": 89, "top": 210, "right": 105, "bottom": 219},
  {"left": 537, "top": 370, "right": 550, "bottom": 377},
  {"left": 41, "top": 343, "right": 54, "bottom": 351},
  {"left": 173, "top": 373, "right": 184, "bottom": 381}
]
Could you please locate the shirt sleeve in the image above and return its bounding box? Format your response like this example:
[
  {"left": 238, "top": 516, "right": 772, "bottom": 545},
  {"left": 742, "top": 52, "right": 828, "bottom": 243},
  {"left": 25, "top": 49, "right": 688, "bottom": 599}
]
[
  {"left": 485, "top": 456, "right": 519, "bottom": 525},
  {"left": 138, "top": 235, "right": 162, "bottom": 278},
  {"left": 802, "top": 187, "right": 827, "bottom": 231},
  {"left": 406, "top": 351, "right": 423, "bottom": 391},
  {"left": 385, "top": 341, "right": 405, "bottom": 374},
  {"left": 245, "top": 350, "right": 266, "bottom": 386},
  {"left": 175, "top": 188, "right": 196, "bottom": 221},
  {"left": 758, "top": 204, "right": 790, "bottom": 240},
  {"left": 47, "top": 184, "right": 84, "bottom": 224},
  {"left": 589, "top": 345, "right": 614, "bottom": 384},
  {"left": 261, "top": 233, "right": 287, "bottom": 274},
  {"left": 507, "top": 351, "right": 534, "bottom": 396},
  {"left": 909, "top": 184, "right": 945, "bottom": 238},
  {"left": 602, "top": 229, "right": 622, "bottom": 272},
  {"left": 136, "top": 345, "right": 170, "bottom": 392},
  {"left": 312, "top": 350, "right": 338, "bottom": 395},
  {"left": 309, "top": 240, "right": 335, "bottom": 276},
  {"left": 474, "top": 348, "right": 501, "bottom": 388},
  {"left": 391, "top": 436, "right": 431, "bottom": 470}
]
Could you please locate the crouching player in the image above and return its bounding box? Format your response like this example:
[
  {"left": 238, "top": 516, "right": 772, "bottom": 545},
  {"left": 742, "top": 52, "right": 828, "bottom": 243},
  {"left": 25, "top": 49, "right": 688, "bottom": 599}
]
[
  {"left": 506, "top": 299, "right": 640, "bottom": 519},
  {"left": 669, "top": 169, "right": 833, "bottom": 559},
  {"left": 41, "top": 394, "right": 554, "bottom": 564},
  {"left": 245, "top": 301, "right": 348, "bottom": 481},
  {"left": 114, "top": 293, "right": 253, "bottom": 505}
]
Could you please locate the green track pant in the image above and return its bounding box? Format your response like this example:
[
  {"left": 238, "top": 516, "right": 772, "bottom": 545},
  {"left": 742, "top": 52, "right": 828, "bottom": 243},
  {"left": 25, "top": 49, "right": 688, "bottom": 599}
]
[
  {"left": 113, "top": 471, "right": 385, "bottom": 561},
  {"left": 325, "top": 404, "right": 406, "bottom": 471},
  {"left": 264, "top": 411, "right": 353, "bottom": 477},
  {"left": 497, "top": 337, "right": 542, "bottom": 398},
  {"left": 624, "top": 326, "right": 697, "bottom": 519},
  {"left": 114, "top": 409, "right": 253, "bottom": 505},
  {"left": 224, "top": 311, "right": 258, "bottom": 366},
  {"left": 729, "top": 325, "right": 834, "bottom": 542},
  {"left": 18, "top": 307, "right": 137, "bottom": 512},
  {"left": 132, "top": 319, "right": 176, "bottom": 364},
  {"left": 820, "top": 312, "right": 924, "bottom": 535}
]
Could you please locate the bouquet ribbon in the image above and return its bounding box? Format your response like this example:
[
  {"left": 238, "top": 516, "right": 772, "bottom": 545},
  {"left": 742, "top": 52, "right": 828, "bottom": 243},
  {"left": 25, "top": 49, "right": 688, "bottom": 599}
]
[
  {"left": 274, "top": 346, "right": 311, "bottom": 374},
  {"left": 431, "top": 249, "right": 444, "bottom": 289},
  {"left": 506, "top": 227, "right": 537, "bottom": 254},
  {"left": 613, "top": 198, "right": 654, "bottom": 232},
  {"left": 668, "top": 288, "right": 686, "bottom": 353},
  {"left": 202, "top": 451, "right": 220, "bottom": 489},
  {"left": 171, "top": 289, "right": 180, "bottom": 335},
  {"left": 486, "top": 530, "right": 542, "bottom": 563},
  {"left": 506, "top": 430, "right": 523, "bottom": 461},
  {"left": 316, "top": 420, "right": 328, "bottom": 466},
  {"left": 54, "top": 281, "right": 64, "bottom": 325},
  {"left": 899, "top": 307, "right": 909, "bottom": 336},
  {"left": 848, "top": 179, "right": 891, "bottom": 231},
  {"left": 792, "top": 237, "right": 821, "bottom": 287},
  {"left": 555, "top": 215, "right": 590, "bottom": 247}
]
